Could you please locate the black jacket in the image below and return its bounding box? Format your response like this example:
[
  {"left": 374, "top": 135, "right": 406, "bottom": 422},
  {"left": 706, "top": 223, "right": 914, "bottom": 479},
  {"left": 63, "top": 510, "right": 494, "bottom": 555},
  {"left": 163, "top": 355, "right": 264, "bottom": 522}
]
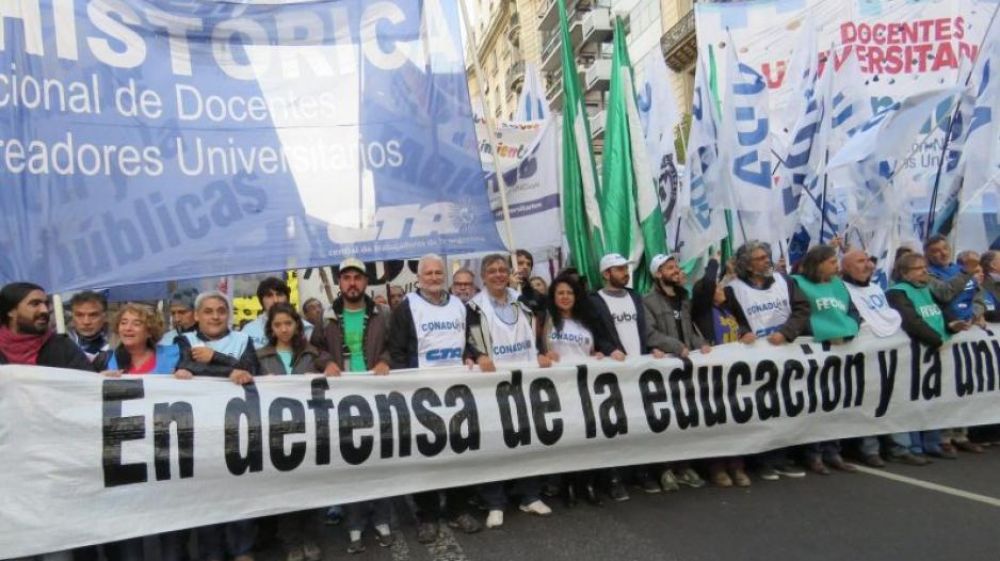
[
  {"left": 692, "top": 259, "right": 725, "bottom": 345},
  {"left": 386, "top": 291, "right": 483, "bottom": 369},
  {"left": 588, "top": 288, "right": 649, "bottom": 356},
  {"left": 174, "top": 330, "right": 262, "bottom": 377},
  {"left": 517, "top": 277, "right": 547, "bottom": 314},
  {"left": 0, "top": 334, "right": 94, "bottom": 371}
]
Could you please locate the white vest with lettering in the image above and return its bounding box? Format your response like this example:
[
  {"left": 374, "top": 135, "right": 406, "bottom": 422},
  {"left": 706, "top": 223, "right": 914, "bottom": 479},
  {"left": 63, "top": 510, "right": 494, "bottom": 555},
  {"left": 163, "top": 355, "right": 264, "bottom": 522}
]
[
  {"left": 408, "top": 292, "right": 467, "bottom": 368},
  {"left": 473, "top": 291, "right": 537, "bottom": 365},
  {"left": 599, "top": 289, "right": 642, "bottom": 356},
  {"left": 547, "top": 318, "right": 594, "bottom": 361},
  {"left": 844, "top": 281, "right": 902, "bottom": 337},
  {"left": 730, "top": 276, "right": 791, "bottom": 336}
]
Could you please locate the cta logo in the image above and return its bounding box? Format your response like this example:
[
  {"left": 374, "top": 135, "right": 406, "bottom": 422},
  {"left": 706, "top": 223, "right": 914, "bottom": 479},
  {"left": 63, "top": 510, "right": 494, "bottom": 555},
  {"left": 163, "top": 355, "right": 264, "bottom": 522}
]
[{"left": 426, "top": 347, "right": 462, "bottom": 361}]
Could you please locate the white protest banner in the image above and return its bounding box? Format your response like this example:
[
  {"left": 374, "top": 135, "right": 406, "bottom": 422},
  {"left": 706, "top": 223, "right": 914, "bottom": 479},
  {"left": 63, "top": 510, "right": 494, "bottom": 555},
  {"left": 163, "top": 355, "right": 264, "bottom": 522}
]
[
  {"left": 476, "top": 118, "right": 562, "bottom": 251},
  {"left": 3, "top": 330, "right": 1000, "bottom": 558}
]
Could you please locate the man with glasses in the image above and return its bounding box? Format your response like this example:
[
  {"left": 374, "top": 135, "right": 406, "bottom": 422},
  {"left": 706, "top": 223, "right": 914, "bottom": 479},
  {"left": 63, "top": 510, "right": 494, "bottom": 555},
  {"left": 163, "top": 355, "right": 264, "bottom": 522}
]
[{"left": 451, "top": 268, "right": 477, "bottom": 303}]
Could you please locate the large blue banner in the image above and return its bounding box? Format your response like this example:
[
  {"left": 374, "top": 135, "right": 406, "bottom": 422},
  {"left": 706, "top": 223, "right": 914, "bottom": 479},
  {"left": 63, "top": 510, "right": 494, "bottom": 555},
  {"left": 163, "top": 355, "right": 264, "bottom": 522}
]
[{"left": 0, "top": 0, "right": 502, "bottom": 292}]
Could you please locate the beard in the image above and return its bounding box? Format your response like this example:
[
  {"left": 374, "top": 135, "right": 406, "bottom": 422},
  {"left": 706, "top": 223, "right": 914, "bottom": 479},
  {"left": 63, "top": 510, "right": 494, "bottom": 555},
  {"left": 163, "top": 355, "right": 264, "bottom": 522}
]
[
  {"left": 17, "top": 313, "right": 49, "bottom": 335},
  {"left": 342, "top": 289, "right": 365, "bottom": 305}
]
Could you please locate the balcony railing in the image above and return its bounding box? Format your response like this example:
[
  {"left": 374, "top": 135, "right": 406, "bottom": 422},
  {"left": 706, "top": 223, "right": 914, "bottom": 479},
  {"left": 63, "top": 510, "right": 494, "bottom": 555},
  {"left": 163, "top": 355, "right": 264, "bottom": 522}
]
[
  {"left": 590, "top": 109, "right": 606, "bottom": 139},
  {"left": 584, "top": 57, "right": 611, "bottom": 91},
  {"left": 661, "top": 6, "right": 697, "bottom": 71},
  {"left": 506, "top": 60, "right": 525, "bottom": 92}
]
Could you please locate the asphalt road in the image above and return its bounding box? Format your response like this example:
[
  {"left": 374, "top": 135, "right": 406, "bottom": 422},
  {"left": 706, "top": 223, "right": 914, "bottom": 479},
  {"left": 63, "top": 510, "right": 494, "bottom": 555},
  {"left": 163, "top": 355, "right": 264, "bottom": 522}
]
[{"left": 260, "top": 447, "right": 1000, "bottom": 561}]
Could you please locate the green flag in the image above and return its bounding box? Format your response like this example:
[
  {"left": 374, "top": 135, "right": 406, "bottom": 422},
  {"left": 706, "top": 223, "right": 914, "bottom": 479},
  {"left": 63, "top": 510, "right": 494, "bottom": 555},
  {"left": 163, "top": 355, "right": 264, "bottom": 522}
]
[
  {"left": 558, "top": 0, "right": 605, "bottom": 288},
  {"left": 600, "top": 16, "right": 668, "bottom": 294}
]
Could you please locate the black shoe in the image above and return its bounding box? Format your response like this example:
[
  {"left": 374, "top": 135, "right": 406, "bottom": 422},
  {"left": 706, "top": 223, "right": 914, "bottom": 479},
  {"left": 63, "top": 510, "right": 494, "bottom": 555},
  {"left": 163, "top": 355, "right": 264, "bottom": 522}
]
[
  {"left": 862, "top": 454, "right": 886, "bottom": 468},
  {"left": 563, "top": 484, "right": 578, "bottom": 508},
  {"left": 889, "top": 453, "right": 930, "bottom": 466},
  {"left": 584, "top": 483, "right": 603, "bottom": 506},
  {"left": 346, "top": 540, "right": 365, "bottom": 555},
  {"left": 608, "top": 479, "right": 630, "bottom": 502},
  {"left": 927, "top": 449, "right": 958, "bottom": 460},
  {"left": 638, "top": 474, "right": 662, "bottom": 494},
  {"left": 416, "top": 522, "right": 438, "bottom": 544},
  {"left": 447, "top": 513, "right": 482, "bottom": 534},
  {"left": 376, "top": 533, "right": 394, "bottom": 548}
]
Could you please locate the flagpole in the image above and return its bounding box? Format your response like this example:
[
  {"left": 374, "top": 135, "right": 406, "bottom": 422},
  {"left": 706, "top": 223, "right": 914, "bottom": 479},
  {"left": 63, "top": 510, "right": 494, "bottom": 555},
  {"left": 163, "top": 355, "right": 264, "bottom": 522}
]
[
  {"left": 818, "top": 148, "right": 830, "bottom": 244},
  {"left": 923, "top": 1, "right": 999, "bottom": 240},
  {"left": 458, "top": 0, "right": 517, "bottom": 252}
]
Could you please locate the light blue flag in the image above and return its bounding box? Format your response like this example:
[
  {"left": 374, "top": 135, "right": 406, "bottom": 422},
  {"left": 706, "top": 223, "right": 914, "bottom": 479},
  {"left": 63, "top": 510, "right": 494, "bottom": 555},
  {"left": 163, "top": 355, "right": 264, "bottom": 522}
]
[{"left": 0, "top": 1, "right": 504, "bottom": 292}]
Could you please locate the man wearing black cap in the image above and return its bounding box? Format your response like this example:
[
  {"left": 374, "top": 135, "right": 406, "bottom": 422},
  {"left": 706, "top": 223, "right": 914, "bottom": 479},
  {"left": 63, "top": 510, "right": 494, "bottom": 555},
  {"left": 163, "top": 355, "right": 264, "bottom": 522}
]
[
  {"left": 0, "top": 282, "right": 92, "bottom": 371},
  {"left": 159, "top": 287, "right": 199, "bottom": 345}
]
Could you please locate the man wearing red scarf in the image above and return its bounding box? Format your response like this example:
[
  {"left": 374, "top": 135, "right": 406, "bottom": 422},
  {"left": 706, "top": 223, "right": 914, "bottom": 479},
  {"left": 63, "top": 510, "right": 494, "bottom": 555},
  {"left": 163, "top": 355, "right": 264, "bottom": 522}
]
[{"left": 0, "top": 282, "right": 93, "bottom": 370}]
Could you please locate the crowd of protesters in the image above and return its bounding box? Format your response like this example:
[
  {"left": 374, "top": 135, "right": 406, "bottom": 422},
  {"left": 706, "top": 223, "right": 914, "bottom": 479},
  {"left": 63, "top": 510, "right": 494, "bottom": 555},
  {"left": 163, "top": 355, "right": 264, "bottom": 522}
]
[{"left": 2, "top": 238, "right": 998, "bottom": 561}]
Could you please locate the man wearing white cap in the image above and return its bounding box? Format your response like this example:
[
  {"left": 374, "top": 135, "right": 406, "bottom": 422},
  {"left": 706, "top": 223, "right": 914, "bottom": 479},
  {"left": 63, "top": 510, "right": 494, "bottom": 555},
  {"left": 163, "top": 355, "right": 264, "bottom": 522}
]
[
  {"left": 643, "top": 253, "right": 711, "bottom": 358},
  {"left": 588, "top": 253, "right": 650, "bottom": 359},
  {"left": 642, "top": 253, "right": 711, "bottom": 491},
  {"left": 587, "top": 253, "right": 663, "bottom": 499}
]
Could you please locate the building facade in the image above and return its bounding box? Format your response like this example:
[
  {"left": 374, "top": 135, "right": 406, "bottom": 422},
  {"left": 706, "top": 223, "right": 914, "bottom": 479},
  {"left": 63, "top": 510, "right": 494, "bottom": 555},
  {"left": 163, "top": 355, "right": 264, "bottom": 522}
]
[{"left": 466, "top": 0, "right": 704, "bottom": 153}]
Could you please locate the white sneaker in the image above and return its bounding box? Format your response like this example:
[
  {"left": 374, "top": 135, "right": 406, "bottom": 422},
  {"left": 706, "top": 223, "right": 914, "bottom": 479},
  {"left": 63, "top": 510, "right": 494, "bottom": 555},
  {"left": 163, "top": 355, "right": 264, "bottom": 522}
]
[
  {"left": 486, "top": 509, "right": 504, "bottom": 528},
  {"left": 519, "top": 500, "right": 552, "bottom": 516}
]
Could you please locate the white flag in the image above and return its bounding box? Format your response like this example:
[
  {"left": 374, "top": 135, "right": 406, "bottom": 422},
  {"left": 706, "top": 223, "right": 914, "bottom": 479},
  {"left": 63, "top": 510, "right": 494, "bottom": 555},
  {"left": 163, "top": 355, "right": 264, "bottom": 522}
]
[
  {"left": 717, "top": 44, "right": 773, "bottom": 212},
  {"left": 827, "top": 86, "right": 962, "bottom": 171},
  {"left": 637, "top": 51, "right": 685, "bottom": 247},
  {"left": 959, "top": 35, "right": 1000, "bottom": 208},
  {"left": 515, "top": 62, "right": 550, "bottom": 121},
  {"left": 773, "top": 18, "right": 818, "bottom": 154},
  {"left": 678, "top": 57, "right": 726, "bottom": 261}
]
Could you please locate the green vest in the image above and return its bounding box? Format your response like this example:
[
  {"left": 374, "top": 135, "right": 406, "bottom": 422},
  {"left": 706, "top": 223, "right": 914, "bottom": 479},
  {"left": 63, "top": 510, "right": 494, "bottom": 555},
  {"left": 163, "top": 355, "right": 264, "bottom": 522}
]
[
  {"left": 792, "top": 275, "right": 859, "bottom": 342},
  {"left": 888, "top": 281, "right": 949, "bottom": 342}
]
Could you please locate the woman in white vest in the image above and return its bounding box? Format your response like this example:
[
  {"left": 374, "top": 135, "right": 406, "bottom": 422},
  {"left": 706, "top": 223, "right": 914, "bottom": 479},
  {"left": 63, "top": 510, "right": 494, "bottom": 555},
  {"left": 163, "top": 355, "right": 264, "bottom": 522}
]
[
  {"left": 540, "top": 273, "right": 620, "bottom": 363},
  {"left": 468, "top": 254, "right": 553, "bottom": 528},
  {"left": 539, "top": 272, "right": 619, "bottom": 506}
]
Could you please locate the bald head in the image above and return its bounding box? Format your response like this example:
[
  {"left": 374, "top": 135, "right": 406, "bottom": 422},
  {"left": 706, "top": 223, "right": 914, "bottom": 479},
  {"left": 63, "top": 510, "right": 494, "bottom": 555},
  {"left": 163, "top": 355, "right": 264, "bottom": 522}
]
[{"left": 841, "top": 249, "right": 873, "bottom": 283}]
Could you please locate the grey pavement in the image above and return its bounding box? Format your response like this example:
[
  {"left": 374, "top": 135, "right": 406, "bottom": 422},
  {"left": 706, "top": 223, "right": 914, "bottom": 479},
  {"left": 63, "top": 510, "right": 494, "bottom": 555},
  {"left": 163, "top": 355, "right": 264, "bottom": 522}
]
[{"left": 260, "top": 447, "right": 1000, "bottom": 561}]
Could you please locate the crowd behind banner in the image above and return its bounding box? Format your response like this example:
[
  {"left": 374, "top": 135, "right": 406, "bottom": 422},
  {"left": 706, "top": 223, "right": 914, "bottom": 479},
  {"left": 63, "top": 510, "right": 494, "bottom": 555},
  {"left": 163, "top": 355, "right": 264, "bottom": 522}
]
[{"left": 2, "top": 240, "right": 1000, "bottom": 561}]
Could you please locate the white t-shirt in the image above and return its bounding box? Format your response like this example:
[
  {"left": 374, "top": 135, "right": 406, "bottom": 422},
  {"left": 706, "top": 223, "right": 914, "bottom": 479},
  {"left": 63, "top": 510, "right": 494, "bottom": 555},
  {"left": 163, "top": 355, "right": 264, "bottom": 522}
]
[
  {"left": 408, "top": 292, "right": 467, "bottom": 368},
  {"left": 599, "top": 289, "right": 642, "bottom": 356},
  {"left": 548, "top": 318, "right": 594, "bottom": 361},
  {"left": 844, "top": 281, "right": 902, "bottom": 337},
  {"left": 729, "top": 276, "right": 791, "bottom": 336},
  {"left": 472, "top": 291, "right": 536, "bottom": 365}
]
